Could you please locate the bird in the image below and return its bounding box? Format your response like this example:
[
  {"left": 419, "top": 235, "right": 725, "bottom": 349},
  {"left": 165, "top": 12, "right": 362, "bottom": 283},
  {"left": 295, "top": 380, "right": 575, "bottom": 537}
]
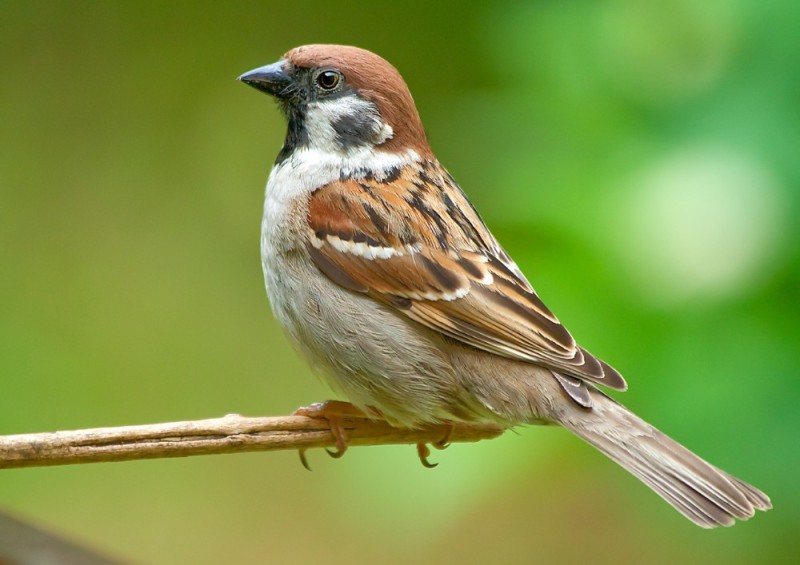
[{"left": 238, "top": 44, "right": 771, "bottom": 528}]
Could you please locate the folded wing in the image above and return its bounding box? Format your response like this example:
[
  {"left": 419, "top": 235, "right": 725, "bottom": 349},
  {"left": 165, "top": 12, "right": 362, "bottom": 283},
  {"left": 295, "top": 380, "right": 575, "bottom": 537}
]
[{"left": 306, "top": 161, "right": 627, "bottom": 394}]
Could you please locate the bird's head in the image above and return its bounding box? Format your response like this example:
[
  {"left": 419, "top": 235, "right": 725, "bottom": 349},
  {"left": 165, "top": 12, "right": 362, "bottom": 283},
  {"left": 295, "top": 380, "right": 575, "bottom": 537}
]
[{"left": 239, "top": 44, "right": 431, "bottom": 160}]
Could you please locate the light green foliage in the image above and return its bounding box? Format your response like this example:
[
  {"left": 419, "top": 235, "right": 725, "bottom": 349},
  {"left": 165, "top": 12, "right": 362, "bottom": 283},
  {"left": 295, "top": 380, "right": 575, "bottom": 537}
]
[{"left": 0, "top": 1, "right": 796, "bottom": 563}]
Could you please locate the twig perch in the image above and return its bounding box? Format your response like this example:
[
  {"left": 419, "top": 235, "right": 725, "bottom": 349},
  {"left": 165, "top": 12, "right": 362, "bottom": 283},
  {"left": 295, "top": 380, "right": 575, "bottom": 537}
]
[{"left": 0, "top": 413, "right": 504, "bottom": 469}]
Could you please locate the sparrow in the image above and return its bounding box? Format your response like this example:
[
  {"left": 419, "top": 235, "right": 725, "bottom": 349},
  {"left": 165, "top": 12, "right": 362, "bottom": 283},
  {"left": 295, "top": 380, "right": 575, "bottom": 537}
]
[{"left": 238, "top": 44, "right": 771, "bottom": 528}]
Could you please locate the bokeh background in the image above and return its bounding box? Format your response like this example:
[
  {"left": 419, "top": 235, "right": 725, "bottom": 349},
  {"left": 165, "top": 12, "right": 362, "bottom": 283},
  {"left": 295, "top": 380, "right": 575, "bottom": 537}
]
[{"left": 1, "top": 1, "right": 798, "bottom": 563}]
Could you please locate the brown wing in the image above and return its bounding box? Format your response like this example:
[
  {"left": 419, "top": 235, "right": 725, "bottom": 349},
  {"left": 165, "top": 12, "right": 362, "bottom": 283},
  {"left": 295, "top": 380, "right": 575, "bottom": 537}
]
[{"left": 306, "top": 161, "right": 626, "bottom": 391}]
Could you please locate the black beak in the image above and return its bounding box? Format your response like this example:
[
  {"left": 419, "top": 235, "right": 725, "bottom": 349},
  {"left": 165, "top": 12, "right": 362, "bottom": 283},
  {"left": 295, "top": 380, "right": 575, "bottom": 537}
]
[{"left": 238, "top": 61, "right": 292, "bottom": 97}]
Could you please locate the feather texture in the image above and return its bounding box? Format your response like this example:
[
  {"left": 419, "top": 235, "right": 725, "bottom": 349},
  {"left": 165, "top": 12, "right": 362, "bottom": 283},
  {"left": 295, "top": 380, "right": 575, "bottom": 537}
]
[{"left": 306, "top": 159, "right": 627, "bottom": 392}]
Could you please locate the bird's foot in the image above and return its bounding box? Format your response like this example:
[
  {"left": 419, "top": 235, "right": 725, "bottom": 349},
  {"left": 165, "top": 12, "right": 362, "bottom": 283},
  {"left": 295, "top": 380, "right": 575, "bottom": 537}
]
[
  {"left": 293, "top": 400, "right": 373, "bottom": 470},
  {"left": 416, "top": 422, "right": 455, "bottom": 469}
]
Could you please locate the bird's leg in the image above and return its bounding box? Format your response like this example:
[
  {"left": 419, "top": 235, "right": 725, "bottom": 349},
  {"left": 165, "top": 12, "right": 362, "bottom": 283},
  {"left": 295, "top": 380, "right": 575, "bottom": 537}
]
[{"left": 293, "top": 400, "right": 376, "bottom": 469}]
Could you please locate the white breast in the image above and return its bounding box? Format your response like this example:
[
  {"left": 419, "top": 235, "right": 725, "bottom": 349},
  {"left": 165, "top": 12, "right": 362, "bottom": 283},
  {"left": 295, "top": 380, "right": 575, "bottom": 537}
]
[{"left": 257, "top": 147, "right": 467, "bottom": 426}]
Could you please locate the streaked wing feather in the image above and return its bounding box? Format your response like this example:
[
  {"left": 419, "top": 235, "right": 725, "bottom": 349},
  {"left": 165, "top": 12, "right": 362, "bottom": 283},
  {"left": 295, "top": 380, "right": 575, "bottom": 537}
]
[{"left": 306, "top": 162, "right": 627, "bottom": 391}]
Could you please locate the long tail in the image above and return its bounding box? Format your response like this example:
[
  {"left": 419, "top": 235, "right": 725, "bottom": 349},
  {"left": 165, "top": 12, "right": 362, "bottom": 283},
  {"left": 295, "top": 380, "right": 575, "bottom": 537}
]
[{"left": 557, "top": 390, "right": 771, "bottom": 527}]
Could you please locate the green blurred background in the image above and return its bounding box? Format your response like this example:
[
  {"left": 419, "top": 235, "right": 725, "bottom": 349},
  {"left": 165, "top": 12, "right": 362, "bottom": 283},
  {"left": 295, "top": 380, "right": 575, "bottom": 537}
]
[{"left": 1, "top": 1, "right": 798, "bottom": 563}]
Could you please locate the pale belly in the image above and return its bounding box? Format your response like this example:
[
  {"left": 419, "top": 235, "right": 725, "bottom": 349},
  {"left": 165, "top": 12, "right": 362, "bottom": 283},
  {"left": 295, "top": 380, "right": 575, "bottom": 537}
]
[
  {"left": 257, "top": 149, "right": 490, "bottom": 426},
  {"left": 260, "top": 245, "right": 467, "bottom": 427}
]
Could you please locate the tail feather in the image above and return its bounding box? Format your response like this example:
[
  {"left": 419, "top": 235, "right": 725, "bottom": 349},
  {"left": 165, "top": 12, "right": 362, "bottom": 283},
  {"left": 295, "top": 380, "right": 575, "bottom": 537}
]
[{"left": 558, "top": 392, "right": 771, "bottom": 528}]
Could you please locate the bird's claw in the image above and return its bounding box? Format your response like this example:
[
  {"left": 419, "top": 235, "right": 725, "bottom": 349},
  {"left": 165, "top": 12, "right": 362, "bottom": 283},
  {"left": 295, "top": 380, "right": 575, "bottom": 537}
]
[
  {"left": 433, "top": 423, "right": 454, "bottom": 450},
  {"left": 299, "top": 449, "right": 312, "bottom": 471},
  {"left": 416, "top": 442, "right": 438, "bottom": 468},
  {"left": 415, "top": 423, "right": 456, "bottom": 468},
  {"left": 295, "top": 403, "right": 456, "bottom": 469},
  {"left": 293, "top": 400, "right": 368, "bottom": 469}
]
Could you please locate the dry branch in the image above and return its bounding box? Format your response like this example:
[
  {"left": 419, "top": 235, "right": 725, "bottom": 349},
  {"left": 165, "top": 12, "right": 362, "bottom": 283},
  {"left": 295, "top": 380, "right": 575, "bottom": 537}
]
[{"left": 0, "top": 413, "right": 504, "bottom": 469}]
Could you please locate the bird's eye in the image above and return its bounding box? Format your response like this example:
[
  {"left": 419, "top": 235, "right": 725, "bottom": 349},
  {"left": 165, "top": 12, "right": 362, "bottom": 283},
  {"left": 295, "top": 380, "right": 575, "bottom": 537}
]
[{"left": 316, "top": 70, "right": 342, "bottom": 91}]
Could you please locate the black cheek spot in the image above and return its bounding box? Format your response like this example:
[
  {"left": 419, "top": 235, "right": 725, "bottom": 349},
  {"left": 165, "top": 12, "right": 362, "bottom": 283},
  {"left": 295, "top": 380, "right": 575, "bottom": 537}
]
[{"left": 330, "top": 105, "right": 383, "bottom": 150}]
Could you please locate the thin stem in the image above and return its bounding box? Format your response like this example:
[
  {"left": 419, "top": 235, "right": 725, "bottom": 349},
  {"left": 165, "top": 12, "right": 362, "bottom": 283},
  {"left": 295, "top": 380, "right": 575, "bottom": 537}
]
[{"left": 0, "top": 413, "right": 504, "bottom": 469}]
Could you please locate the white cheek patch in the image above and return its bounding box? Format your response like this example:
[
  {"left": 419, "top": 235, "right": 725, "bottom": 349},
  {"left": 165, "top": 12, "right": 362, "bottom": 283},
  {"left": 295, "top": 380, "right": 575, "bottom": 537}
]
[
  {"left": 305, "top": 96, "right": 392, "bottom": 154},
  {"left": 304, "top": 103, "right": 343, "bottom": 151}
]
